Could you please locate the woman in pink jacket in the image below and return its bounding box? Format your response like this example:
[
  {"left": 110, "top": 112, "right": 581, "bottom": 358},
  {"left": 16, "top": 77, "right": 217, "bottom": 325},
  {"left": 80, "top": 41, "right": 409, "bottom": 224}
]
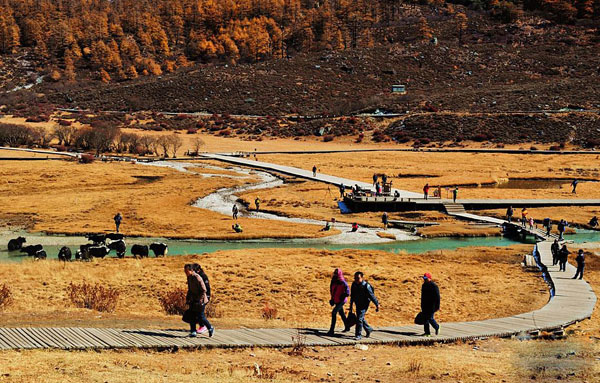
[{"left": 327, "top": 268, "right": 350, "bottom": 336}]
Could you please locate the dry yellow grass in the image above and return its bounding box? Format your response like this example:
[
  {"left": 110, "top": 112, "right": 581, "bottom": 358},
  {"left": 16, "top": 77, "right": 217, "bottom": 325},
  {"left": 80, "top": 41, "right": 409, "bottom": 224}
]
[
  {"left": 0, "top": 246, "right": 547, "bottom": 329},
  {"left": 0, "top": 159, "right": 334, "bottom": 240}
]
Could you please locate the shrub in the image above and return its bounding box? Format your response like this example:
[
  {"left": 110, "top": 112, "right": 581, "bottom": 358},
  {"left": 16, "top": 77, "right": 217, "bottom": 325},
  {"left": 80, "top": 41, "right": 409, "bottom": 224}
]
[
  {"left": 206, "top": 295, "right": 223, "bottom": 318},
  {"left": 262, "top": 302, "right": 277, "bottom": 320},
  {"left": 79, "top": 154, "right": 95, "bottom": 163},
  {"left": 57, "top": 119, "right": 72, "bottom": 126},
  {"left": 158, "top": 288, "right": 187, "bottom": 315},
  {"left": 472, "top": 133, "right": 489, "bottom": 142},
  {"left": 323, "top": 134, "right": 334, "bottom": 142},
  {"left": 68, "top": 282, "right": 120, "bottom": 312},
  {"left": 549, "top": 145, "right": 561, "bottom": 151},
  {"left": 289, "top": 327, "right": 307, "bottom": 356},
  {"left": 0, "top": 284, "right": 13, "bottom": 311},
  {"left": 186, "top": 128, "right": 198, "bottom": 134}
]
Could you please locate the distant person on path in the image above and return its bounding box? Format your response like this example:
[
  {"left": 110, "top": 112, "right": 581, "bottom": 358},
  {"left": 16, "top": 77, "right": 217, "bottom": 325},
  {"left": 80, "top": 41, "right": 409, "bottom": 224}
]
[
  {"left": 571, "top": 179, "right": 578, "bottom": 194},
  {"left": 521, "top": 208, "right": 528, "bottom": 227},
  {"left": 372, "top": 174, "right": 378, "bottom": 187},
  {"left": 506, "top": 206, "right": 513, "bottom": 222},
  {"left": 420, "top": 272, "right": 440, "bottom": 336},
  {"left": 452, "top": 187, "right": 458, "bottom": 203},
  {"left": 327, "top": 268, "right": 351, "bottom": 336},
  {"left": 528, "top": 217, "right": 534, "bottom": 230},
  {"left": 376, "top": 182, "right": 382, "bottom": 196},
  {"left": 232, "top": 204, "right": 239, "bottom": 220},
  {"left": 255, "top": 197, "right": 261, "bottom": 211},
  {"left": 543, "top": 218, "right": 551, "bottom": 236},
  {"left": 423, "top": 183, "right": 430, "bottom": 200},
  {"left": 382, "top": 174, "right": 388, "bottom": 184},
  {"left": 573, "top": 249, "right": 585, "bottom": 279},
  {"left": 339, "top": 183, "right": 345, "bottom": 198},
  {"left": 313, "top": 165, "right": 317, "bottom": 177},
  {"left": 184, "top": 264, "right": 214, "bottom": 337},
  {"left": 382, "top": 212, "right": 389, "bottom": 229},
  {"left": 349, "top": 271, "right": 380, "bottom": 341},
  {"left": 589, "top": 216, "right": 598, "bottom": 228},
  {"left": 351, "top": 222, "right": 359, "bottom": 232},
  {"left": 232, "top": 223, "right": 243, "bottom": 233},
  {"left": 113, "top": 212, "right": 122, "bottom": 233},
  {"left": 558, "top": 244, "right": 569, "bottom": 272},
  {"left": 320, "top": 221, "right": 332, "bottom": 231},
  {"left": 551, "top": 239, "right": 560, "bottom": 266},
  {"left": 557, "top": 219, "right": 566, "bottom": 240}
]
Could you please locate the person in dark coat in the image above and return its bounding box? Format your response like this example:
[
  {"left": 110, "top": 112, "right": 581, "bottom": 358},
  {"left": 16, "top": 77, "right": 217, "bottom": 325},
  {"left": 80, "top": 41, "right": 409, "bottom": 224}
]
[
  {"left": 420, "top": 272, "right": 440, "bottom": 336},
  {"left": 382, "top": 212, "right": 389, "bottom": 229},
  {"left": 113, "top": 212, "right": 122, "bottom": 233},
  {"left": 339, "top": 183, "right": 345, "bottom": 198},
  {"left": 551, "top": 239, "right": 560, "bottom": 266},
  {"left": 571, "top": 179, "right": 578, "bottom": 194},
  {"left": 312, "top": 165, "right": 317, "bottom": 177},
  {"left": 232, "top": 204, "right": 239, "bottom": 220},
  {"left": 452, "top": 187, "right": 458, "bottom": 203},
  {"left": 327, "top": 268, "right": 350, "bottom": 336},
  {"left": 557, "top": 219, "right": 566, "bottom": 240},
  {"left": 573, "top": 249, "right": 585, "bottom": 279},
  {"left": 349, "top": 271, "right": 379, "bottom": 340},
  {"left": 184, "top": 264, "right": 214, "bottom": 337},
  {"left": 506, "top": 206, "right": 513, "bottom": 223},
  {"left": 558, "top": 244, "right": 569, "bottom": 272}
]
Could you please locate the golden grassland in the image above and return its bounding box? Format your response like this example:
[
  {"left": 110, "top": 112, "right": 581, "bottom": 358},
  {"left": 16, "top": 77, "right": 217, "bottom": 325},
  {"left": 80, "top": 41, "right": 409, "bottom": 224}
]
[
  {"left": 0, "top": 246, "right": 548, "bottom": 329},
  {"left": 1, "top": 245, "right": 598, "bottom": 383},
  {"left": 0, "top": 157, "right": 335, "bottom": 240}
]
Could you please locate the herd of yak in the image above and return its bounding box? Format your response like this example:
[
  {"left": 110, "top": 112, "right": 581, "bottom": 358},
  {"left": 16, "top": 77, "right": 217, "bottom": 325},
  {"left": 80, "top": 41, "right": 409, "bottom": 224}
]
[{"left": 6, "top": 233, "right": 168, "bottom": 260}]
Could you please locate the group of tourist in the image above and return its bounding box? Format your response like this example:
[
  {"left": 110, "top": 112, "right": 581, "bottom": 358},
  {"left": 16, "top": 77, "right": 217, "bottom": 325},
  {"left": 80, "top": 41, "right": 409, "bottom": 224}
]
[
  {"left": 550, "top": 240, "right": 586, "bottom": 279},
  {"left": 506, "top": 206, "right": 570, "bottom": 240},
  {"left": 327, "top": 269, "right": 440, "bottom": 340}
]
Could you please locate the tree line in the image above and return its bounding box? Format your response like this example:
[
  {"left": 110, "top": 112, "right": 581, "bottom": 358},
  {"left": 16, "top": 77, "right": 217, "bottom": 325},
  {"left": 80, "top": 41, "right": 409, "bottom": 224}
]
[
  {"left": 0, "top": 122, "right": 200, "bottom": 157},
  {"left": 0, "top": 0, "right": 597, "bottom": 82}
]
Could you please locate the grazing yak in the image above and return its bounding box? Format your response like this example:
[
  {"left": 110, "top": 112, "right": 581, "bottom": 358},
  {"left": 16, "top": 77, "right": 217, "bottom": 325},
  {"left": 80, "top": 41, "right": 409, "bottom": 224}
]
[
  {"left": 75, "top": 244, "right": 93, "bottom": 260},
  {"left": 88, "top": 246, "right": 110, "bottom": 259},
  {"left": 150, "top": 242, "right": 168, "bottom": 257},
  {"left": 20, "top": 244, "right": 43, "bottom": 257},
  {"left": 131, "top": 244, "right": 149, "bottom": 258},
  {"left": 34, "top": 250, "right": 47, "bottom": 259},
  {"left": 58, "top": 246, "right": 72, "bottom": 261},
  {"left": 107, "top": 240, "right": 126, "bottom": 258},
  {"left": 106, "top": 233, "right": 124, "bottom": 241},
  {"left": 86, "top": 233, "right": 106, "bottom": 245},
  {"left": 8, "top": 237, "right": 26, "bottom": 251}
]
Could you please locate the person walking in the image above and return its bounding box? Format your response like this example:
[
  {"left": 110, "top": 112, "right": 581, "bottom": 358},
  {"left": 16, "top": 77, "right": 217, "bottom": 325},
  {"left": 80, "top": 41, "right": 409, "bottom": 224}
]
[
  {"left": 452, "top": 187, "right": 458, "bottom": 203},
  {"left": 339, "top": 183, "right": 345, "bottom": 198},
  {"left": 506, "top": 206, "right": 513, "bottom": 222},
  {"left": 543, "top": 217, "right": 551, "bottom": 236},
  {"left": 232, "top": 204, "right": 239, "bottom": 220},
  {"left": 255, "top": 197, "right": 261, "bottom": 211},
  {"left": 420, "top": 272, "right": 440, "bottom": 336},
  {"left": 372, "top": 174, "right": 378, "bottom": 187},
  {"left": 559, "top": 244, "right": 569, "bottom": 272},
  {"left": 184, "top": 264, "right": 214, "bottom": 337},
  {"left": 423, "top": 183, "right": 430, "bottom": 200},
  {"left": 382, "top": 212, "right": 389, "bottom": 229},
  {"left": 521, "top": 208, "right": 528, "bottom": 228},
  {"left": 327, "top": 268, "right": 350, "bottom": 336},
  {"left": 528, "top": 217, "right": 534, "bottom": 230},
  {"left": 571, "top": 179, "right": 578, "bottom": 194},
  {"left": 557, "top": 219, "right": 566, "bottom": 240},
  {"left": 382, "top": 174, "right": 388, "bottom": 185},
  {"left": 312, "top": 165, "right": 317, "bottom": 177},
  {"left": 551, "top": 239, "right": 560, "bottom": 266},
  {"left": 113, "top": 212, "right": 123, "bottom": 233},
  {"left": 193, "top": 264, "right": 211, "bottom": 334},
  {"left": 572, "top": 249, "right": 585, "bottom": 279},
  {"left": 349, "top": 271, "right": 379, "bottom": 340}
]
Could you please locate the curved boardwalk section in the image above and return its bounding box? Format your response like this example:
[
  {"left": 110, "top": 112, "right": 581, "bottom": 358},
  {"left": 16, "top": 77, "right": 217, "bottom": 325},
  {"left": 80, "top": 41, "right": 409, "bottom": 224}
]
[{"left": 0, "top": 238, "right": 595, "bottom": 351}]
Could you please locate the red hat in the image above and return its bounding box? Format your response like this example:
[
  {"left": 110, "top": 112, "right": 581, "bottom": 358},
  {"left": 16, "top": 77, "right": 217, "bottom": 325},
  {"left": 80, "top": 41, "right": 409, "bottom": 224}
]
[{"left": 423, "top": 272, "right": 432, "bottom": 280}]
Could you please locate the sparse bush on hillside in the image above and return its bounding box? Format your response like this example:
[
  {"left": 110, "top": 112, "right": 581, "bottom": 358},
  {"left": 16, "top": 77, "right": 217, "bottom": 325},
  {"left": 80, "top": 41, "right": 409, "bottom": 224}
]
[
  {"left": 0, "top": 284, "right": 13, "bottom": 311},
  {"left": 68, "top": 282, "right": 120, "bottom": 312},
  {"left": 158, "top": 288, "right": 187, "bottom": 315},
  {"left": 262, "top": 302, "right": 278, "bottom": 320}
]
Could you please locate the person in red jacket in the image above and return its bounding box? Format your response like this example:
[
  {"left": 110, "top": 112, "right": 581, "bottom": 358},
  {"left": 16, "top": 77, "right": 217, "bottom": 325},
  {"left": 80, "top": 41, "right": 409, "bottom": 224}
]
[
  {"left": 423, "top": 183, "right": 430, "bottom": 200},
  {"left": 327, "top": 268, "right": 350, "bottom": 336}
]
